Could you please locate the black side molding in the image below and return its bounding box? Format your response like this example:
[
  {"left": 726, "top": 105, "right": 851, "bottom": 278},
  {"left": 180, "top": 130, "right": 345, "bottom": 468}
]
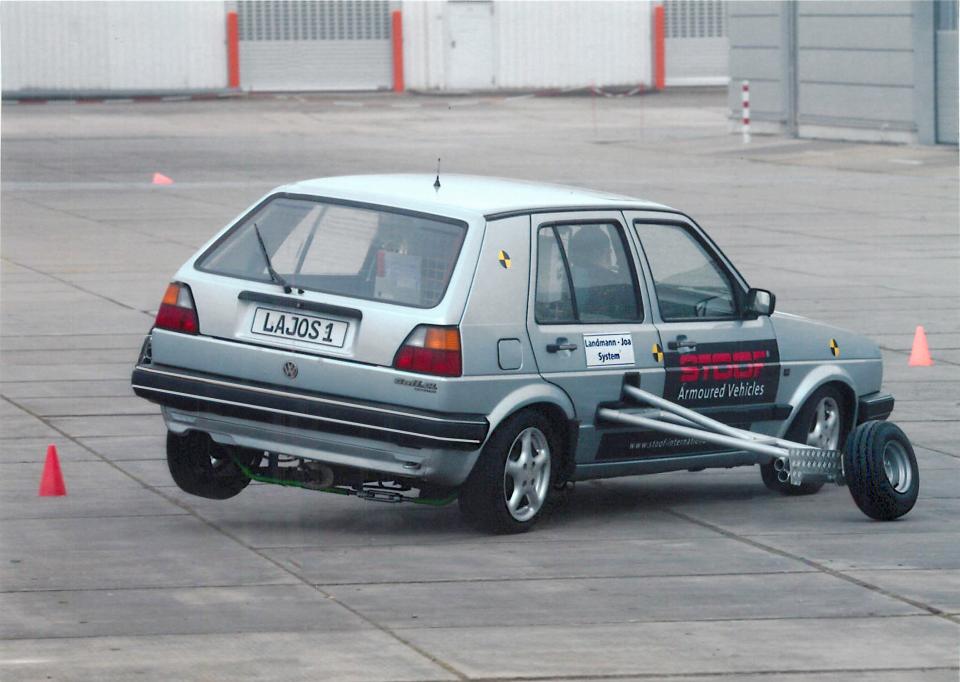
[
  {"left": 238, "top": 291, "right": 363, "bottom": 320},
  {"left": 858, "top": 392, "right": 894, "bottom": 423}
]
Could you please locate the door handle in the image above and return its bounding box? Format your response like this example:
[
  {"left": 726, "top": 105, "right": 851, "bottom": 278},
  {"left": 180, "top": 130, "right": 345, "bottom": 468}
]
[
  {"left": 667, "top": 335, "right": 697, "bottom": 352},
  {"left": 546, "top": 337, "right": 577, "bottom": 353}
]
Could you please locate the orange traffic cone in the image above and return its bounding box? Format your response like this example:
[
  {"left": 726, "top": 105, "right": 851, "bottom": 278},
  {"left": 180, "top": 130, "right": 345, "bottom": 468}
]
[
  {"left": 38, "top": 444, "right": 67, "bottom": 497},
  {"left": 152, "top": 172, "right": 174, "bottom": 185},
  {"left": 908, "top": 325, "right": 933, "bottom": 366}
]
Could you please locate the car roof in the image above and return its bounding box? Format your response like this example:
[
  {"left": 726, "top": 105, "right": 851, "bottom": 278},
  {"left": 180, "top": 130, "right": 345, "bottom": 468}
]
[{"left": 282, "top": 174, "right": 673, "bottom": 220}]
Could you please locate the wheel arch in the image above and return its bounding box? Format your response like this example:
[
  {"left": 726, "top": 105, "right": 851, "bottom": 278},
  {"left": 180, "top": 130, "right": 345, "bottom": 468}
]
[
  {"left": 482, "top": 384, "right": 577, "bottom": 484},
  {"left": 782, "top": 367, "right": 857, "bottom": 439}
]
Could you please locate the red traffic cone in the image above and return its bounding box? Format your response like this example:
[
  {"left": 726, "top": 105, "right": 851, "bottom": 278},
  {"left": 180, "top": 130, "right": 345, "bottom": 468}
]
[
  {"left": 38, "top": 444, "right": 67, "bottom": 497},
  {"left": 152, "top": 172, "right": 174, "bottom": 185},
  {"left": 908, "top": 325, "right": 933, "bottom": 367}
]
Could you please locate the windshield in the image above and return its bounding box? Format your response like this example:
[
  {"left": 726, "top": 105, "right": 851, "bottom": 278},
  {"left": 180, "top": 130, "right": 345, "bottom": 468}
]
[{"left": 197, "top": 196, "right": 467, "bottom": 308}]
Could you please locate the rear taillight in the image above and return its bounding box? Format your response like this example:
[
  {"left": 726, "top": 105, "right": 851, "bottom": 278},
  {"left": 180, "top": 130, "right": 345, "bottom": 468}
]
[
  {"left": 393, "top": 325, "right": 462, "bottom": 377},
  {"left": 155, "top": 282, "right": 199, "bottom": 334}
]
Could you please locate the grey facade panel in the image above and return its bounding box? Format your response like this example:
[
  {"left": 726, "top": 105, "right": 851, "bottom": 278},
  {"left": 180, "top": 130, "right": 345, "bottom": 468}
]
[
  {"left": 728, "top": 2, "right": 781, "bottom": 18},
  {"left": 797, "top": 1, "right": 912, "bottom": 17},
  {"left": 798, "top": 49, "right": 915, "bottom": 86},
  {"left": 727, "top": 14, "right": 784, "bottom": 47},
  {"left": 798, "top": 82, "right": 913, "bottom": 125},
  {"left": 935, "top": 30, "right": 959, "bottom": 143},
  {"left": 798, "top": 16, "right": 914, "bottom": 50},
  {"left": 729, "top": 47, "right": 783, "bottom": 80}
]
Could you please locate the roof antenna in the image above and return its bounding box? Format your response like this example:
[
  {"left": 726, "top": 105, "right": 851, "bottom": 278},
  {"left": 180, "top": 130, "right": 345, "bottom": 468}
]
[{"left": 433, "top": 157, "right": 441, "bottom": 191}]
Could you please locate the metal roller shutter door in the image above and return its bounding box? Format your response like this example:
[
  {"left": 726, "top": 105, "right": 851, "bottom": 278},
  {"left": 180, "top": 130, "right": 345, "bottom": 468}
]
[
  {"left": 238, "top": 0, "right": 392, "bottom": 92},
  {"left": 665, "top": 0, "right": 729, "bottom": 87}
]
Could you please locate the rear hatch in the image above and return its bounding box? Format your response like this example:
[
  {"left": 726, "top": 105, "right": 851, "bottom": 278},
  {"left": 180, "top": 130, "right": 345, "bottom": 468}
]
[{"left": 173, "top": 193, "right": 473, "bottom": 369}]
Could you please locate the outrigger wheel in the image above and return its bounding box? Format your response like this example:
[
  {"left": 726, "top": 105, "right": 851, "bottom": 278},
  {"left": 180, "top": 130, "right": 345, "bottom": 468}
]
[{"left": 843, "top": 420, "right": 919, "bottom": 520}]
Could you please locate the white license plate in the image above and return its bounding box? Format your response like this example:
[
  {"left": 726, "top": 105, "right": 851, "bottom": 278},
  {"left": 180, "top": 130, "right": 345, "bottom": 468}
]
[{"left": 250, "top": 307, "right": 348, "bottom": 348}]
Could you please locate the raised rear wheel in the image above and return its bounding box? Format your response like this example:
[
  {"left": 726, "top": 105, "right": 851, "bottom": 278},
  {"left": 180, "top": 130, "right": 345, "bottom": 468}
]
[{"left": 167, "top": 431, "right": 256, "bottom": 500}]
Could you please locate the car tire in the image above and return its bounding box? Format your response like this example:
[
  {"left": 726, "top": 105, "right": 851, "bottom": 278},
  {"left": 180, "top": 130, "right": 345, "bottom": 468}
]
[
  {"left": 459, "top": 410, "right": 559, "bottom": 534},
  {"left": 167, "top": 431, "right": 255, "bottom": 500},
  {"left": 844, "top": 420, "right": 919, "bottom": 520},
  {"left": 761, "top": 385, "right": 848, "bottom": 496}
]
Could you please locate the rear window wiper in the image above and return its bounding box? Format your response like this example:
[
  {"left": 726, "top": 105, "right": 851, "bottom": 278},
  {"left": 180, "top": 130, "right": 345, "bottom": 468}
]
[{"left": 252, "top": 223, "right": 295, "bottom": 294}]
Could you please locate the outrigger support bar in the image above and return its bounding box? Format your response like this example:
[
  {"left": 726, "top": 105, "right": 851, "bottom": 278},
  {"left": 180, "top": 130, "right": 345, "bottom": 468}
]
[{"left": 596, "top": 384, "right": 845, "bottom": 487}]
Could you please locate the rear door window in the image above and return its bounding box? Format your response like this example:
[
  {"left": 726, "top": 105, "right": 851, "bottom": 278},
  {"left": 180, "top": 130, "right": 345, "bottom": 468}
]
[
  {"left": 535, "top": 223, "right": 642, "bottom": 324},
  {"left": 197, "top": 196, "right": 467, "bottom": 308}
]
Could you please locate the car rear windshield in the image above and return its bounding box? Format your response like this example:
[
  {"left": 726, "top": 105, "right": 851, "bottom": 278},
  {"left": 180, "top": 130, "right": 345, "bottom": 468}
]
[{"left": 197, "top": 196, "right": 467, "bottom": 308}]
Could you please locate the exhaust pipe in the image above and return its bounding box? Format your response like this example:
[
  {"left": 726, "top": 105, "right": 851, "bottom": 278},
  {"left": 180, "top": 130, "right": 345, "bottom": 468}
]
[
  {"left": 302, "top": 461, "right": 335, "bottom": 489},
  {"left": 774, "top": 457, "right": 790, "bottom": 483}
]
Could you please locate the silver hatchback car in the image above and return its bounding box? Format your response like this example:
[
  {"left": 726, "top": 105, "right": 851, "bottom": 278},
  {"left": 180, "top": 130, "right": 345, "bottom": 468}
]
[{"left": 132, "top": 175, "right": 914, "bottom": 532}]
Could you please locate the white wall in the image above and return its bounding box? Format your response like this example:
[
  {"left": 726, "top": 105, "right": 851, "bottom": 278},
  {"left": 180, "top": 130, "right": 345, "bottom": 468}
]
[
  {"left": 403, "top": 0, "right": 653, "bottom": 91},
  {"left": 1, "top": 1, "right": 227, "bottom": 95}
]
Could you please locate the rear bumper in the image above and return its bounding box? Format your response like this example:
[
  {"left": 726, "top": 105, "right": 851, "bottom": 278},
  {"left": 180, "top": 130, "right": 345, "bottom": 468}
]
[
  {"left": 131, "top": 364, "right": 489, "bottom": 451},
  {"left": 858, "top": 392, "right": 895, "bottom": 423}
]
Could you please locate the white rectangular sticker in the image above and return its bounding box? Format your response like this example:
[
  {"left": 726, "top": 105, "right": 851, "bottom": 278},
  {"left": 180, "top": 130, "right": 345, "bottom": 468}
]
[{"left": 583, "top": 332, "right": 635, "bottom": 368}]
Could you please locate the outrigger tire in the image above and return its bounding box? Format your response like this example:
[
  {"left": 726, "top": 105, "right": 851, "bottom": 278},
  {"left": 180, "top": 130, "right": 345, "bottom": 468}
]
[{"left": 844, "top": 420, "right": 919, "bottom": 521}]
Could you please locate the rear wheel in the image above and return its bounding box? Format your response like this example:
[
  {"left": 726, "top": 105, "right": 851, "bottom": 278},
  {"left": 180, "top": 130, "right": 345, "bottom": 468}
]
[
  {"left": 761, "top": 385, "right": 847, "bottom": 495},
  {"left": 459, "top": 410, "right": 558, "bottom": 534},
  {"left": 167, "top": 431, "right": 256, "bottom": 500}
]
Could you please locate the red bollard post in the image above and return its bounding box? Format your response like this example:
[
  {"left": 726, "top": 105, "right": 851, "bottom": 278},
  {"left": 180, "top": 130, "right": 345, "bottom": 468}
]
[
  {"left": 227, "top": 11, "right": 240, "bottom": 89},
  {"left": 391, "top": 10, "right": 404, "bottom": 93}
]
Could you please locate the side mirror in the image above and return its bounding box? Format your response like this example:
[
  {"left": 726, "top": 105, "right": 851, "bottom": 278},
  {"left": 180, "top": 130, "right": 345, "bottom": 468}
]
[{"left": 745, "top": 288, "right": 776, "bottom": 318}]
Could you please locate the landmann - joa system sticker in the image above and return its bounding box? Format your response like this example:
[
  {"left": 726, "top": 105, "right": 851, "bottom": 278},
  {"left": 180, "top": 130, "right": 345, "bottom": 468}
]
[{"left": 583, "top": 332, "right": 635, "bottom": 367}]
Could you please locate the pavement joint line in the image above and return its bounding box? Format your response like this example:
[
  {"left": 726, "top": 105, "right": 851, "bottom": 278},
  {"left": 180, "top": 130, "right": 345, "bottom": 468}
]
[
  {"left": 0, "top": 393, "right": 472, "bottom": 681},
  {"left": 0, "top": 581, "right": 303, "bottom": 595},
  {"left": 464, "top": 666, "right": 960, "bottom": 681},
  {"left": 36, "top": 413, "right": 159, "bottom": 418},
  {"left": 913, "top": 444, "right": 960, "bottom": 460},
  {"left": 0, "top": 513, "right": 190, "bottom": 521},
  {"left": 663, "top": 508, "right": 960, "bottom": 626},
  {"left": 10, "top": 191, "right": 202, "bottom": 249},
  {"left": 0, "top": 257, "right": 152, "bottom": 317},
  {"left": 308, "top": 569, "right": 820, "bottom": 588},
  {"left": 381, "top": 612, "right": 948, "bottom": 631}
]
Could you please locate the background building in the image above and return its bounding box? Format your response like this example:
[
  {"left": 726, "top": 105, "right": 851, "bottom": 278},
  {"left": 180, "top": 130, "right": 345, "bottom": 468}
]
[
  {"left": 3, "top": 0, "right": 955, "bottom": 145},
  {"left": 1, "top": 0, "right": 733, "bottom": 96},
  {"left": 727, "top": 0, "right": 958, "bottom": 144}
]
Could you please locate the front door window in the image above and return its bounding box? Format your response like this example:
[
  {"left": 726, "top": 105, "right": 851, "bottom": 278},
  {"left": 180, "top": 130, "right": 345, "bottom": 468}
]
[{"left": 634, "top": 222, "right": 737, "bottom": 321}]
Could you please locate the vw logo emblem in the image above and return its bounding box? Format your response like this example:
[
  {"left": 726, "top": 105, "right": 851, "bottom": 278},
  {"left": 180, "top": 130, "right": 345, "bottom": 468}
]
[{"left": 282, "top": 361, "right": 298, "bottom": 379}]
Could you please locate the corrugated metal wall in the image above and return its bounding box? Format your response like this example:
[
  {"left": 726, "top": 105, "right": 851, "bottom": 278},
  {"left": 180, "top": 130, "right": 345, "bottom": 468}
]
[
  {"left": 935, "top": 0, "right": 958, "bottom": 144},
  {"left": 726, "top": 1, "right": 790, "bottom": 127},
  {"left": 795, "top": 1, "right": 916, "bottom": 135},
  {"left": 403, "top": 1, "right": 652, "bottom": 91},
  {"left": 1, "top": 1, "right": 227, "bottom": 95},
  {"left": 726, "top": 0, "right": 952, "bottom": 144}
]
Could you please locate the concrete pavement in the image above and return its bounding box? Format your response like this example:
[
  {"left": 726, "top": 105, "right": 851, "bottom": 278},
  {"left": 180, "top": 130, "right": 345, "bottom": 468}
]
[{"left": 1, "top": 90, "right": 958, "bottom": 681}]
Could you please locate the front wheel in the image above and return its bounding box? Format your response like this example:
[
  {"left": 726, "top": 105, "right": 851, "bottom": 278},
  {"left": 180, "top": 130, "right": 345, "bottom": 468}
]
[
  {"left": 459, "top": 410, "right": 558, "bottom": 534},
  {"left": 761, "top": 385, "right": 847, "bottom": 495},
  {"left": 844, "top": 420, "right": 919, "bottom": 520},
  {"left": 167, "top": 431, "right": 256, "bottom": 500}
]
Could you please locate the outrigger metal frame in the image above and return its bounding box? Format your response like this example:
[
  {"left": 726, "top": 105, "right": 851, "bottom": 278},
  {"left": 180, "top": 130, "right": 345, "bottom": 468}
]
[{"left": 597, "top": 384, "right": 846, "bottom": 487}]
